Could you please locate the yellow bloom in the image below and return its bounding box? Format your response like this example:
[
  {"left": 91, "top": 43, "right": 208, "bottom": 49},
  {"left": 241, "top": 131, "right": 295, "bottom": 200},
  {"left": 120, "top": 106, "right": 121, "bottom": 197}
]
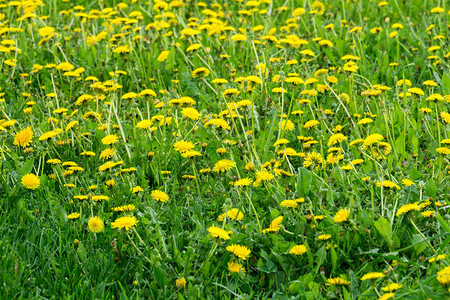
[
  {"left": 101, "top": 135, "right": 119, "bottom": 145},
  {"left": 151, "top": 190, "right": 169, "bottom": 202},
  {"left": 158, "top": 50, "right": 170, "bottom": 62},
  {"left": 327, "top": 277, "right": 350, "bottom": 286},
  {"left": 226, "top": 244, "right": 251, "bottom": 260},
  {"left": 176, "top": 277, "right": 186, "bottom": 288},
  {"left": 228, "top": 261, "right": 245, "bottom": 273},
  {"left": 396, "top": 202, "right": 419, "bottom": 216},
  {"left": 217, "top": 208, "right": 244, "bottom": 221},
  {"left": 181, "top": 107, "right": 201, "bottom": 120},
  {"left": 263, "top": 216, "right": 283, "bottom": 233},
  {"left": 280, "top": 200, "right": 298, "bottom": 208},
  {"left": 333, "top": 208, "right": 350, "bottom": 223},
  {"left": 360, "top": 272, "right": 385, "bottom": 281},
  {"left": 213, "top": 159, "right": 236, "bottom": 172},
  {"left": 14, "top": 126, "right": 33, "bottom": 148},
  {"left": 88, "top": 216, "right": 104, "bottom": 233},
  {"left": 208, "top": 225, "right": 231, "bottom": 240},
  {"left": 289, "top": 244, "right": 307, "bottom": 255},
  {"left": 382, "top": 283, "right": 403, "bottom": 292},
  {"left": 111, "top": 216, "right": 139, "bottom": 231},
  {"left": 21, "top": 174, "right": 40, "bottom": 190},
  {"left": 67, "top": 212, "right": 80, "bottom": 219},
  {"left": 174, "top": 140, "right": 195, "bottom": 153},
  {"left": 192, "top": 67, "right": 210, "bottom": 78},
  {"left": 437, "top": 266, "right": 450, "bottom": 286},
  {"left": 113, "top": 45, "right": 131, "bottom": 54}
]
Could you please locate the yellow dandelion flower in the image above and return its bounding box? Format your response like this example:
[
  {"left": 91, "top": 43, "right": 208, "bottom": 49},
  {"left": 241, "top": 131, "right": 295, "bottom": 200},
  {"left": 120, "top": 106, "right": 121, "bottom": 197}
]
[
  {"left": 21, "top": 174, "right": 40, "bottom": 190},
  {"left": 88, "top": 216, "right": 104, "bottom": 233}
]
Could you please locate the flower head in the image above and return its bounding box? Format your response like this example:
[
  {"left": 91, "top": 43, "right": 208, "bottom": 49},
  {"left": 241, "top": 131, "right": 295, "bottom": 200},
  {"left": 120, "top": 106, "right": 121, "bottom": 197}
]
[
  {"left": 21, "top": 174, "right": 40, "bottom": 190},
  {"left": 226, "top": 244, "right": 251, "bottom": 260},
  {"left": 289, "top": 244, "right": 307, "bottom": 255},
  {"left": 228, "top": 261, "right": 245, "bottom": 273},
  {"left": 88, "top": 216, "right": 104, "bottom": 233},
  {"left": 14, "top": 127, "right": 33, "bottom": 148},
  {"left": 360, "top": 272, "right": 385, "bottom": 281},
  {"left": 111, "top": 216, "right": 139, "bottom": 231},
  {"left": 213, "top": 159, "right": 236, "bottom": 173},
  {"left": 208, "top": 225, "right": 230, "bottom": 240},
  {"left": 151, "top": 190, "right": 169, "bottom": 202},
  {"left": 101, "top": 135, "right": 119, "bottom": 145},
  {"left": 327, "top": 277, "right": 350, "bottom": 286},
  {"left": 334, "top": 208, "right": 350, "bottom": 223}
]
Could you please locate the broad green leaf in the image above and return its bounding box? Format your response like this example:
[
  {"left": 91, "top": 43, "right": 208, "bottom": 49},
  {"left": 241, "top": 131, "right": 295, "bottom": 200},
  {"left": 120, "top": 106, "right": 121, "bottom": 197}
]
[
  {"left": 374, "top": 217, "right": 393, "bottom": 248},
  {"left": 425, "top": 180, "right": 437, "bottom": 198},
  {"left": 19, "top": 158, "right": 34, "bottom": 176},
  {"left": 297, "top": 167, "right": 312, "bottom": 196},
  {"left": 436, "top": 213, "right": 450, "bottom": 233},
  {"left": 413, "top": 234, "right": 426, "bottom": 255}
]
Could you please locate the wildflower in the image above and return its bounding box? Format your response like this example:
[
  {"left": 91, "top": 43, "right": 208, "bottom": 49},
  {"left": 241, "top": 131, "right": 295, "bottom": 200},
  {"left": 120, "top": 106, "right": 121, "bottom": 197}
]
[
  {"left": 174, "top": 140, "right": 195, "bottom": 153},
  {"left": 279, "top": 119, "right": 295, "bottom": 131},
  {"left": 378, "top": 293, "right": 394, "bottom": 300},
  {"left": 401, "top": 179, "right": 415, "bottom": 187},
  {"left": 192, "top": 67, "right": 210, "bottom": 78},
  {"left": 218, "top": 208, "right": 244, "bottom": 221},
  {"left": 382, "top": 283, "right": 403, "bottom": 292},
  {"left": 151, "top": 190, "right": 169, "bottom": 202},
  {"left": 360, "top": 272, "right": 385, "bottom": 281},
  {"left": 304, "top": 120, "right": 320, "bottom": 129},
  {"left": 226, "top": 244, "right": 251, "bottom": 260},
  {"left": 428, "top": 255, "right": 446, "bottom": 263},
  {"left": 213, "top": 159, "right": 236, "bottom": 172},
  {"left": 421, "top": 211, "right": 435, "bottom": 218},
  {"left": 88, "top": 216, "right": 104, "bottom": 233},
  {"left": 228, "top": 262, "right": 245, "bottom": 273},
  {"left": 111, "top": 216, "right": 139, "bottom": 231},
  {"left": 333, "top": 208, "right": 350, "bottom": 223},
  {"left": 208, "top": 225, "right": 230, "bottom": 240},
  {"left": 289, "top": 244, "right": 307, "bottom": 255},
  {"left": 21, "top": 174, "right": 40, "bottom": 190},
  {"left": 263, "top": 216, "right": 283, "bottom": 233},
  {"left": 303, "top": 152, "right": 323, "bottom": 168},
  {"left": 437, "top": 266, "right": 450, "bottom": 286},
  {"left": 318, "top": 234, "right": 332, "bottom": 240},
  {"left": 327, "top": 133, "right": 347, "bottom": 146},
  {"left": 280, "top": 200, "right": 298, "bottom": 208},
  {"left": 176, "top": 277, "right": 186, "bottom": 288},
  {"left": 376, "top": 180, "right": 400, "bottom": 190},
  {"left": 364, "top": 134, "right": 384, "bottom": 146},
  {"left": 101, "top": 135, "right": 119, "bottom": 145},
  {"left": 136, "top": 120, "right": 153, "bottom": 129},
  {"left": 14, "top": 127, "right": 33, "bottom": 148},
  {"left": 327, "top": 277, "right": 350, "bottom": 286},
  {"left": 181, "top": 107, "right": 200, "bottom": 120},
  {"left": 396, "top": 202, "right": 419, "bottom": 216},
  {"left": 113, "top": 45, "right": 131, "bottom": 54},
  {"left": 67, "top": 212, "right": 80, "bottom": 219}
]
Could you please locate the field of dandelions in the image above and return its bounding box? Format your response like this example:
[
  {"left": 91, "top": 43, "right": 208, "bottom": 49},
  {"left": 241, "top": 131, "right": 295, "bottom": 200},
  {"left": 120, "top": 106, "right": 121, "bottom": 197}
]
[{"left": 0, "top": 0, "right": 449, "bottom": 298}]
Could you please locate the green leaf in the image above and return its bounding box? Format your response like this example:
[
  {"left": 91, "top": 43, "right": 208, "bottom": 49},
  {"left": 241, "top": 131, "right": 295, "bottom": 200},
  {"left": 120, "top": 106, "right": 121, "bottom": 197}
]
[
  {"left": 374, "top": 217, "right": 393, "bottom": 248},
  {"left": 436, "top": 213, "right": 450, "bottom": 233},
  {"left": 442, "top": 73, "right": 450, "bottom": 95},
  {"left": 425, "top": 180, "right": 437, "bottom": 198},
  {"left": 330, "top": 245, "right": 338, "bottom": 272},
  {"left": 315, "top": 245, "right": 327, "bottom": 269},
  {"left": 412, "top": 234, "right": 426, "bottom": 255},
  {"left": 19, "top": 158, "right": 34, "bottom": 176},
  {"left": 297, "top": 167, "right": 312, "bottom": 196},
  {"left": 288, "top": 281, "right": 302, "bottom": 294}
]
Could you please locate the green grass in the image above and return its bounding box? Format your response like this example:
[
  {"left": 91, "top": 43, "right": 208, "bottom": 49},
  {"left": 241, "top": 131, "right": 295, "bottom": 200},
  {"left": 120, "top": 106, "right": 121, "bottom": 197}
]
[{"left": 0, "top": 0, "right": 450, "bottom": 298}]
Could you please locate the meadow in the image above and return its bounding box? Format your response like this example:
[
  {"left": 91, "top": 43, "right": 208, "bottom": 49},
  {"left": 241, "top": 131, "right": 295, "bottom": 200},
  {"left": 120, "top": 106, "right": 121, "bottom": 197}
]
[{"left": 0, "top": 0, "right": 449, "bottom": 298}]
